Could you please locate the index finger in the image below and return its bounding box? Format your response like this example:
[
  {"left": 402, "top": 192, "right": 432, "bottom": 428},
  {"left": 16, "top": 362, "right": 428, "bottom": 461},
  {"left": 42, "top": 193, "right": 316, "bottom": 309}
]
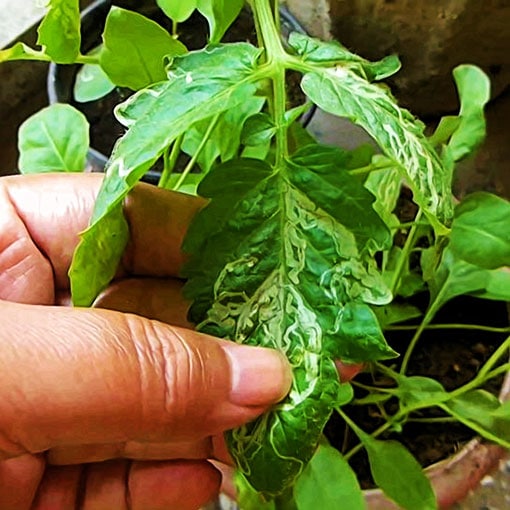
[{"left": 0, "top": 173, "right": 205, "bottom": 292}]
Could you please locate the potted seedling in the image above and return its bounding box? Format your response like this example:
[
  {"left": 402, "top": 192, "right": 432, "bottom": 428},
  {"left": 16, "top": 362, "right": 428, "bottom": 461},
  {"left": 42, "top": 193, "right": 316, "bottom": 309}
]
[{"left": 2, "top": 1, "right": 510, "bottom": 508}]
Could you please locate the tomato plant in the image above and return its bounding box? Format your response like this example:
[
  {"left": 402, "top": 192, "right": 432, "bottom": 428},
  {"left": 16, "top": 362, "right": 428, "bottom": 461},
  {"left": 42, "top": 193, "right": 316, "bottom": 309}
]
[{"left": 3, "top": 1, "right": 510, "bottom": 508}]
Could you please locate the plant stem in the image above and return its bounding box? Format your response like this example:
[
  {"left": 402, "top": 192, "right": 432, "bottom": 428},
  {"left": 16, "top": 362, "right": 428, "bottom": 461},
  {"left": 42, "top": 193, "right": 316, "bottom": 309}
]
[
  {"left": 252, "top": 0, "right": 289, "bottom": 165},
  {"left": 387, "top": 324, "right": 510, "bottom": 334},
  {"left": 407, "top": 416, "right": 457, "bottom": 424},
  {"left": 472, "top": 335, "right": 510, "bottom": 381},
  {"left": 389, "top": 208, "right": 423, "bottom": 296},
  {"left": 158, "top": 134, "right": 184, "bottom": 189},
  {"left": 172, "top": 114, "right": 220, "bottom": 190},
  {"left": 338, "top": 407, "right": 392, "bottom": 460},
  {"left": 348, "top": 161, "right": 395, "bottom": 176},
  {"left": 399, "top": 280, "right": 448, "bottom": 374},
  {"left": 76, "top": 54, "right": 100, "bottom": 65}
]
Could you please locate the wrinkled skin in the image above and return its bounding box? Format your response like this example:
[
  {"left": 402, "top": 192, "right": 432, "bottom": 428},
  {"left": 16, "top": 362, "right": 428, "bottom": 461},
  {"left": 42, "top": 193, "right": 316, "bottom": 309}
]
[{"left": 0, "top": 173, "right": 293, "bottom": 510}]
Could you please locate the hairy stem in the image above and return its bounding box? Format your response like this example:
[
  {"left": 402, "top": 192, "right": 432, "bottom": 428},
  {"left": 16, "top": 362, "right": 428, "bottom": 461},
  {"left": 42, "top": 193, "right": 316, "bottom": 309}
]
[{"left": 252, "top": 0, "right": 289, "bottom": 165}]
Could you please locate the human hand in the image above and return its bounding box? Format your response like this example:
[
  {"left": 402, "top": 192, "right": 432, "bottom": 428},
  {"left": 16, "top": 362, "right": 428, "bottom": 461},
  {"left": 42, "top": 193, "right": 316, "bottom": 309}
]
[{"left": 0, "top": 173, "right": 292, "bottom": 509}]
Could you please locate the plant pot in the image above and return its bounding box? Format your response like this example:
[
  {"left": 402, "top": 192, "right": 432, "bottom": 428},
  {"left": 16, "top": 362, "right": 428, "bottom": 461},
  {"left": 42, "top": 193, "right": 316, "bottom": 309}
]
[{"left": 47, "top": 0, "right": 314, "bottom": 185}]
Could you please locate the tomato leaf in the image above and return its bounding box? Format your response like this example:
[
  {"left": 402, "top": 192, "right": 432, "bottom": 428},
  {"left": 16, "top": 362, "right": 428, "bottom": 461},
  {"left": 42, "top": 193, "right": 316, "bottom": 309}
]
[
  {"left": 37, "top": 0, "right": 81, "bottom": 63},
  {"left": 100, "top": 7, "right": 187, "bottom": 90},
  {"left": 197, "top": 0, "right": 244, "bottom": 43},
  {"left": 70, "top": 43, "right": 262, "bottom": 306},
  {"left": 156, "top": 0, "right": 197, "bottom": 22},
  {"left": 297, "top": 37, "right": 452, "bottom": 233},
  {"left": 74, "top": 46, "right": 115, "bottom": 103},
  {"left": 182, "top": 95, "right": 265, "bottom": 172},
  {"left": 182, "top": 146, "right": 396, "bottom": 496},
  {"left": 288, "top": 32, "right": 401, "bottom": 82},
  {"left": 18, "top": 104, "right": 89, "bottom": 174},
  {"left": 0, "top": 42, "right": 51, "bottom": 63}
]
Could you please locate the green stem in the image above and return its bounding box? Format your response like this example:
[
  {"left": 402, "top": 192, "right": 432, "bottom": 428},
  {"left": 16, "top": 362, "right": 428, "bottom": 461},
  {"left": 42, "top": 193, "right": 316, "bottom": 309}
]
[
  {"left": 76, "top": 54, "right": 100, "bottom": 65},
  {"left": 387, "top": 324, "right": 510, "bottom": 334},
  {"left": 172, "top": 114, "right": 220, "bottom": 190},
  {"left": 252, "top": 0, "right": 288, "bottom": 165},
  {"left": 348, "top": 161, "right": 395, "bottom": 176},
  {"left": 399, "top": 282, "right": 447, "bottom": 374},
  {"left": 389, "top": 208, "right": 423, "bottom": 296},
  {"left": 476, "top": 335, "right": 510, "bottom": 380},
  {"left": 351, "top": 380, "right": 395, "bottom": 394},
  {"left": 395, "top": 221, "right": 430, "bottom": 229},
  {"left": 338, "top": 407, "right": 392, "bottom": 460},
  {"left": 158, "top": 134, "right": 184, "bottom": 189},
  {"left": 407, "top": 416, "right": 457, "bottom": 424}
]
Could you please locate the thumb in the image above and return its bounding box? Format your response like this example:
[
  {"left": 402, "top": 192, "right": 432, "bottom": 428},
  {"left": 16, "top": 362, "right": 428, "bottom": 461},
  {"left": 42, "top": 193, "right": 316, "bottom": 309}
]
[{"left": 0, "top": 300, "right": 291, "bottom": 459}]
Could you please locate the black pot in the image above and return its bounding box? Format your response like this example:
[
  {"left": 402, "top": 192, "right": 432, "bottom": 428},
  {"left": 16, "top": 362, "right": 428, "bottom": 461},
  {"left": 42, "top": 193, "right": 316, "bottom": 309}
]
[{"left": 47, "top": 0, "right": 315, "bottom": 185}]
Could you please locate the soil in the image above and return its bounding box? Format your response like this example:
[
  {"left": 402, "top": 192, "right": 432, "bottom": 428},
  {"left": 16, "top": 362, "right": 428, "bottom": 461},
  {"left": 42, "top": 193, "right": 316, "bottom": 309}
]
[{"left": 324, "top": 296, "right": 509, "bottom": 490}]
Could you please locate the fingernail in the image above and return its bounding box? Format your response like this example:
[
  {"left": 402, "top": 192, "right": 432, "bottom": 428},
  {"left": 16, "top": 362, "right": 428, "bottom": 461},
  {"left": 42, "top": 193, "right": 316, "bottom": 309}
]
[{"left": 223, "top": 344, "right": 292, "bottom": 407}]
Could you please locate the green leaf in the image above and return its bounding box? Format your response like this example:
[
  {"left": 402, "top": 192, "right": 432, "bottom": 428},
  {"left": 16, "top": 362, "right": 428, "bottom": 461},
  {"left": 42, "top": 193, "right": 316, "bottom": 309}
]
[
  {"left": 0, "top": 42, "right": 51, "bottom": 63},
  {"left": 448, "top": 65, "right": 490, "bottom": 161},
  {"left": 364, "top": 157, "right": 401, "bottom": 230},
  {"left": 300, "top": 68, "right": 452, "bottom": 233},
  {"left": 196, "top": 0, "right": 244, "bottom": 43},
  {"left": 37, "top": 0, "right": 81, "bottom": 63},
  {"left": 336, "top": 303, "right": 398, "bottom": 363},
  {"left": 70, "top": 43, "right": 261, "bottom": 306},
  {"left": 70, "top": 204, "right": 129, "bottom": 307},
  {"left": 288, "top": 32, "right": 401, "bottom": 81},
  {"left": 375, "top": 302, "right": 422, "bottom": 328},
  {"left": 294, "top": 444, "right": 365, "bottom": 510},
  {"left": 74, "top": 63, "right": 116, "bottom": 102},
  {"left": 361, "top": 435, "right": 437, "bottom": 510},
  {"left": 100, "top": 7, "right": 187, "bottom": 90},
  {"left": 18, "top": 104, "right": 89, "bottom": 174},
  {"left": 242, "top": 113, "right": 277, "bottom": 146},
  {"left": 394, "top": 375, "right": 448, "bottom": 410},
  {"left": 157, "top": 0, "right": 197, "bottom": 22},
  {"left": 429, "top": 248, "right": 490, "bottom": 312},
  {"left": 478, "top": 267, "right": 510, "bottom": 301},
  {"left": 289, "top": 145, "right": 392, "bottom": 252},
  {"left": 74, "top": 47, "right": 115, "bottom": 103},
  {"left": 450, "top": 192, "right": 510, "bottom": 269},
  {"left": 236, "top": 472, "right": 276, "bottom": 510},
  {"left": 183, "top": 146, "right": 395, "bottom": 496},
  {"left": 383, "top": 246, "right": 426, "bottom": 298},
  {"left": 182, "top": 95, "right": 265, "bottom": 172},
  {"left": 165, "top": 173, "right": 204, "bottom": 195},
  {"left": 444, "top": 390, "right": 510, "bottom": 447}
]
